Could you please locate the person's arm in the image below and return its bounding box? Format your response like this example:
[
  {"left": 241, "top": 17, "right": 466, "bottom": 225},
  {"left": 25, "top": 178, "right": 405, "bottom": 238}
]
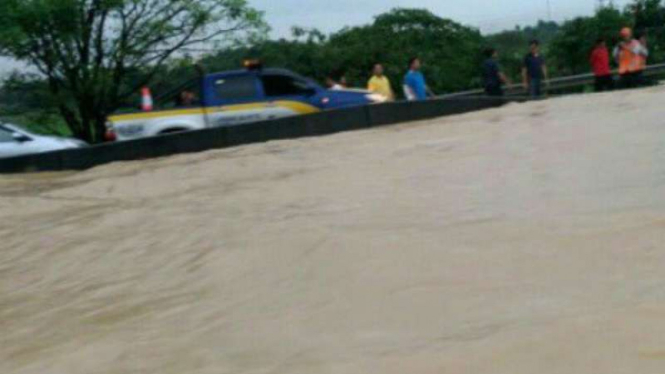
[
  {"left": 367, "top": 79, "right": 376, "bottom": 92},
  {"left": 499, "top": 72, "right": 511, "bottom": 86},
  {"left": 403, "top": 85, "right": 415, "bottom": 101},
  {"left": 522, "top": 67, "right": 528, "bottom": 89},
  {"left": 403, "top": 76, "right": 414, "bottom": 100}
]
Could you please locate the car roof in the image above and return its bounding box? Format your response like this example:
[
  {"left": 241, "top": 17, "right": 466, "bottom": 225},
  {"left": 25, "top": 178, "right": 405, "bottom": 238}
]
[
  {"left": 0, "top": 123, "right": 28, "bottom": 134},
  {"left": 209, "top": 68, "right": 301, "bottom": 78}
]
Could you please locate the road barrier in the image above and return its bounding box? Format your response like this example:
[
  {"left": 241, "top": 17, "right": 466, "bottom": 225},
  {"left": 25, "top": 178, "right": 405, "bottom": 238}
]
[
  {"left": 0, "top": 97, "right": 518, "bottom": 174},
  {"left": 440, "top": 63, "right": 665, "bottom": 98},
  {"left": 4, "top": 62, "right": 664, "bottom": 175}
]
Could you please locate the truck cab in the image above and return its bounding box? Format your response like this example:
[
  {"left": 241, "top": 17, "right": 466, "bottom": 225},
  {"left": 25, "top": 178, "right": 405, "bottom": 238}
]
[{"left": 108, "top": 67, "right": 386, "bottom": 141}]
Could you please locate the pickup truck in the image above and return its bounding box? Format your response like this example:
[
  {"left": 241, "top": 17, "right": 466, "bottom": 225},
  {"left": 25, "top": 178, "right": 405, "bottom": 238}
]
[{"left": 107, "top": 67, "right": 387, "bottom": 141}]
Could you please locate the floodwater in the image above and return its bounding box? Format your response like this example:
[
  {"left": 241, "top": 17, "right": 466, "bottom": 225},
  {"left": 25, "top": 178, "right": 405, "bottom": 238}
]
[{"left": 2, "top": 87, "right": 665, "bottom": 373}]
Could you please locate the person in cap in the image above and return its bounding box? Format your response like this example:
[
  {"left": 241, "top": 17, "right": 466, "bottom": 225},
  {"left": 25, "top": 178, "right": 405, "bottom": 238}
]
[
  {"left": 613, "top": 27, "right": 648, "bottom": 89},
  {"left": 326, "top": 74, "right": 345, "bottom": 90}
]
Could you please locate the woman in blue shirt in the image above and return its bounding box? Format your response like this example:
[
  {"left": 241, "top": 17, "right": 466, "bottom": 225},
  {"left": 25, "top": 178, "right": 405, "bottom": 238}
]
[{"left": 404, "top": 57, "right": 433, "bottom": 101}]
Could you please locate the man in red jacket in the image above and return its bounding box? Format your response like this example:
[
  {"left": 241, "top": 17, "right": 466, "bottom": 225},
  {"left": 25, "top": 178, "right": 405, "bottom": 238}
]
[{"left": 590, "top": 38, "right": 614, "bottom": 92}]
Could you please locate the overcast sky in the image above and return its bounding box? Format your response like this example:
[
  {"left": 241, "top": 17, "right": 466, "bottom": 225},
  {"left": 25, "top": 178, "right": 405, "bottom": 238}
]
[
  {"left": 254, "top": 0, "right": 633, "bottom": 37},
  {"left": 0, "top": 0, "right": 634, "bottom": 75}
]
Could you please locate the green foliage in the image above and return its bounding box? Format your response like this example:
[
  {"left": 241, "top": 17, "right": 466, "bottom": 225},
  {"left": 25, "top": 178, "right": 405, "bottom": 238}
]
[
  {"left": 0, "top": 73, "right": 70, "bottom": 136},
  {"left": 485, "top": 21, "right": 560, "bottom": 79},
  {"left": 327, "top": 9, "right": 485, "bottom": 94},
  {"left": 549, "top": 7, "right": 630, "bottom": 75},
  {"left": 628, "top": 0, "right": 665, "bottom": 61},
  {"left": 200, "top": 8, "right": 485, "bottom": 95},
  {"left": 0, "top": 0, "right": 266, "bottom": 142},
  {"left": 0, "top": 112, "right": 71, "bottom": 136}
]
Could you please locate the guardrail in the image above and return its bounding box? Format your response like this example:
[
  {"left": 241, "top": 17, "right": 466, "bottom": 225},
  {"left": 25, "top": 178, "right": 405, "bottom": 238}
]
[{"left": 440, "top": 63, "right": 665, "bottom": 98}]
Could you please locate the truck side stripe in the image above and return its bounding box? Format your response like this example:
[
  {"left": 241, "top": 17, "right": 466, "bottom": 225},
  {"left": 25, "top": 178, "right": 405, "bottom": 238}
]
[{"left": 109, "top": 101, "right": 320, "bottom": 122}]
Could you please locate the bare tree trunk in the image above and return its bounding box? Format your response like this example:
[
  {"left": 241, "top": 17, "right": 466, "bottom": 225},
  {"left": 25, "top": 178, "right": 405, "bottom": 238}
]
[
  {"left": 58, "top": 104, "right": 86, "bottom": 141},
  {"left": 77, "top": 100, "right": 97, "bottom": 143}
]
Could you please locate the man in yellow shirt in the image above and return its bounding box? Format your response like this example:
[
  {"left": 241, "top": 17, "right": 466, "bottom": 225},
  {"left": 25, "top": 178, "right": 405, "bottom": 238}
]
[{"left": 367, "top": 63, "right": 395, "bottom": 101}]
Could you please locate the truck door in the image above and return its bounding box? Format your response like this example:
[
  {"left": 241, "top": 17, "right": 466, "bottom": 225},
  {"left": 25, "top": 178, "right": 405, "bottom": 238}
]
[
  {"left": 204, "top": 73, "right": 269, "bottom": 127},
  {"left": 258, "top": 73, "right": 324, "bottom": 117}
]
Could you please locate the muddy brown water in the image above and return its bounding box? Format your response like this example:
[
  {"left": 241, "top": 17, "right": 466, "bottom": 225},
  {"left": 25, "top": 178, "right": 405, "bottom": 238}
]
[{"left": 2, "top": 87, "right": 665, "bottom": 373}]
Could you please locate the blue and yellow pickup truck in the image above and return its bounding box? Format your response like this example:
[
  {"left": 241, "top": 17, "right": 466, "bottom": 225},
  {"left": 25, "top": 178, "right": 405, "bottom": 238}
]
[{"left": 107, "top": 66, "right": 387, "bottom": 141}]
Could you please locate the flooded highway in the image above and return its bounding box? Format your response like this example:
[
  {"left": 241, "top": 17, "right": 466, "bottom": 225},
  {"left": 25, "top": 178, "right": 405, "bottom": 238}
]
[{"left": 2, "top": 87, "right": 665, "bottom": 373}]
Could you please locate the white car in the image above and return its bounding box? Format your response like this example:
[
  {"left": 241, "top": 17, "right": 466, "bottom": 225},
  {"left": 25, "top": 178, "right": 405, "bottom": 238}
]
[{"left": 0, "top": 123, "right": 87, "bottom": 159}]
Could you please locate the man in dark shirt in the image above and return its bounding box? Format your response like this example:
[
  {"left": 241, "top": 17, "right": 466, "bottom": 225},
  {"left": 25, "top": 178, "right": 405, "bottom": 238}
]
[
  {"left": 522, "top": 40, "right": 549, "bottom": 97},
  {"left": 482, "top": 48, "right": 510, "bottom": 97}
]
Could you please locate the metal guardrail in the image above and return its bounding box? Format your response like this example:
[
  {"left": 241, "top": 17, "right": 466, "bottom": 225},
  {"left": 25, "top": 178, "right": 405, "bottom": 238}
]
[{"left": 439, "top": 63, "right": 665, "bottom": 99}]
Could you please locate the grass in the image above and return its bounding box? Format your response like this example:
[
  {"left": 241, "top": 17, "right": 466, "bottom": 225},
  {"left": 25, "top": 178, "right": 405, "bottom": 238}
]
[{"left": 0, "top": 111, "right": 72, "bottom": 137}]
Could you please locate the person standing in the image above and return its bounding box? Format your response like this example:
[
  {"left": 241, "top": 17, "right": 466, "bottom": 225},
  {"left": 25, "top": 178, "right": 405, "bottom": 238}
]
[
  {"left": 637, "top": 33, "right": 650, "bottom": 85},
  {"left": 482, "top": 48, "right": 511, "bottom": 97},
  {"left": 589, "top": 38, "right": 614, "bottom": 92},
  {"left": 613, "top": 27, "right": 648, "bottom": 89},
  {"left": 367, "top": 63, "right": 395, "bottom": 101},
  {"left": 522, "top": 40, "right": 549, "bottom": 97},
  {"left": 326, "top": 74, "right": 344, "bottom": 90},
  {"left": 403, "top": 57, "right": 433, "bottom": 101}
]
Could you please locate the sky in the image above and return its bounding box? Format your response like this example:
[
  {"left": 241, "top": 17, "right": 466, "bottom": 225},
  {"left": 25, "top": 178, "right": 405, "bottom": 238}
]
[
  {"left": 0, "top": 0, "right": 634, "bottom": 75},
  {"left": 252, "top": 0, "right": 633, "bottom": 37}
]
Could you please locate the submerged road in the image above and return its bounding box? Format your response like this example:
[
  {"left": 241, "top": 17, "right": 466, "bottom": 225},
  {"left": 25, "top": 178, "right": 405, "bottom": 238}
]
[{"left": 1, "top": 86, "right": 665, "bottom": 373}]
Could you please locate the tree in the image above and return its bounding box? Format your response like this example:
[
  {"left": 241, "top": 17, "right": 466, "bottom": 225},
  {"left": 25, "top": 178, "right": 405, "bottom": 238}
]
[
  {"left": 485, "top": 29, "right": 528, "bottom": 81},
  {"left": 325, "top": 8, "right": 485, "bottom": 94},
  {"left": 486, "top": 21, "right": 560, "bottom": 80},
  {"left": 0, "top": 72, "right": 68, "bottom": 136},
  {"left": 201, "top": 27, "right": 338, "bottom": 85},
  {"left": 549, "top": 6, "right": 630, "bottom": 75},
  {"left": 0, "top": 0, "right": 266, "bottom": 142},
  {"left": 199, "top": 9, "right": 485, "bottom": 95},
  {"left": 628, "top": 0, "right": 665, "bottom": 62}
]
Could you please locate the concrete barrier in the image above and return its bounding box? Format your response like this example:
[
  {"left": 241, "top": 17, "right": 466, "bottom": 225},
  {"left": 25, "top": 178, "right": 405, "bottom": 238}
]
[{"left": 0, "top": 97, "right": 517, "bottom": 174}]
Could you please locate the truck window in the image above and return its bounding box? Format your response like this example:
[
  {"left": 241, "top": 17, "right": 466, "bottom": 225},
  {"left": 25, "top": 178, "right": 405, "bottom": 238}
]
[
  {"left": 261, "top": 74, "right": 312, "bottom": 97},
  {"left": 214, "top": 76, "right": 258, "bottom": 101}
]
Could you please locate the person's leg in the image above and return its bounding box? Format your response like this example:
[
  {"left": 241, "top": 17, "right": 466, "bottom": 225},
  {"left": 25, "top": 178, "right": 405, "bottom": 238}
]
[
  {"left": 628, "top": 72, "right": 639, "bottom": 88},
  {"left": 634, "top": 71, "right": 644, "bottom": 87},
  {"left": 530, "top": 78, "right": 542, "bottom": 97},
  {"left": 606, "top": 75, "right": 615, "bottom": 91},
  {"left": 529, "top": 79, "right": 535, "bottom": 97},
  {"left": 486, "top": 85, "right": 503, "bottom": 97},
  {"left": 619, "top": 74, "right": 630, "bottom": 89},
  {"left": 595, "top": 76, "right": 603, "bottom": 92},
  {"left": 599, "top": 75, "right": 613, "bottom": 91}
]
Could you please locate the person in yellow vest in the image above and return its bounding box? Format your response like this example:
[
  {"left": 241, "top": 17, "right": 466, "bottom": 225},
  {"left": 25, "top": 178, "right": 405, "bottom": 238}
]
[
  {"left": 367, "top": 63, "right": 395, "bottom": 101},
  {"left": 613, "top": 27, "right": 648, "bottom": 89}
]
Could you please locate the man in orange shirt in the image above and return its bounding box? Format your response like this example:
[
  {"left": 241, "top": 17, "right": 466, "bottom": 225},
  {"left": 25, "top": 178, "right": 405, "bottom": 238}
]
[{"left": 613, "top": 27, "right": 648, "bottom": 89}]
